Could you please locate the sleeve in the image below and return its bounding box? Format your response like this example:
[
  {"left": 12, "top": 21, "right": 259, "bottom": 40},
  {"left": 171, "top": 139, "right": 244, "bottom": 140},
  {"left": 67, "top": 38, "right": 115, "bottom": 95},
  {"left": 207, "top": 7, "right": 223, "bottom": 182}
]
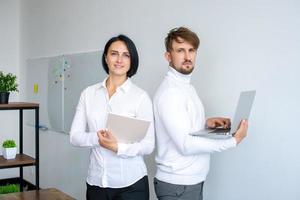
[
  {"left": 117, "top": 93, "right": 155, "bottom": 158},
  {"left": 157, "top": 89, "right": 236, "bottom": 156},
  {"left": 69, "top": 90, "right": 99, "bottom": 147}
]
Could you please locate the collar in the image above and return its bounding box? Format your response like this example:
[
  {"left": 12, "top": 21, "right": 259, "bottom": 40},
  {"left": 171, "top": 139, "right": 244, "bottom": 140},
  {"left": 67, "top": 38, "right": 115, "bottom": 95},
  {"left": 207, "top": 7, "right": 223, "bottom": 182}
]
[
  {"left": 167, "top": 66, "right": 192, "bottom": 84},
  {"left": 98, "top": 76, "right": 132, "bottom": 93}
]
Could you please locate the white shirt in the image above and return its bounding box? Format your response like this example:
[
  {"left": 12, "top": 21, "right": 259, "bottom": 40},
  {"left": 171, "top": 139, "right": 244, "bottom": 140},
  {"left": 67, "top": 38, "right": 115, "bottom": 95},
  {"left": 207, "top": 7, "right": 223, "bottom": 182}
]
[
  {"left": 70, "top": 78, "right": 155, "bottom": 188},
  {"left": 153, "top": 67, "right": 236, "bottom": 185}
]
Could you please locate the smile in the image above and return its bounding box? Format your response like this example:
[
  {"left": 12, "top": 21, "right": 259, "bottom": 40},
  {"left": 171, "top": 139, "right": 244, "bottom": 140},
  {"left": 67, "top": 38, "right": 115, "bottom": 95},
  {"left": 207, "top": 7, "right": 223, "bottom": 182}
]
[{"left": 114, "top": 65, "right": 124, "bottom": 68}]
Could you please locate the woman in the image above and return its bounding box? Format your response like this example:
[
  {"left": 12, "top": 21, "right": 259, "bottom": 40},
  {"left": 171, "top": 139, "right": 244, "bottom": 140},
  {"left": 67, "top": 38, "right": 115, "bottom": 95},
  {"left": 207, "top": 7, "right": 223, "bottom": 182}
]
[{"left": 70, "top": 35, "right": 154, "bottom": 200}]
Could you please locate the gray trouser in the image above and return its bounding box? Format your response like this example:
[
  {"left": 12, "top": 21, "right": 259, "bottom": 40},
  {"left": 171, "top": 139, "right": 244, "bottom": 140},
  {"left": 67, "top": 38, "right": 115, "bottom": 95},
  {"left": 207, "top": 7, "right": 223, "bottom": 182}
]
[{"left": 153, "top": 178, "right": 204, "bottom": 200}]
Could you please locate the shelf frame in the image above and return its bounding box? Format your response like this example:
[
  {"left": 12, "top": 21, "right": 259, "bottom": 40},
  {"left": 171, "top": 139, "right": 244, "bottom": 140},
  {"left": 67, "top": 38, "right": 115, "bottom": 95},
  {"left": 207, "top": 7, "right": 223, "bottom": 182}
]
[{"left": 0, "top": 102, "right": 39, "bottom": 191}]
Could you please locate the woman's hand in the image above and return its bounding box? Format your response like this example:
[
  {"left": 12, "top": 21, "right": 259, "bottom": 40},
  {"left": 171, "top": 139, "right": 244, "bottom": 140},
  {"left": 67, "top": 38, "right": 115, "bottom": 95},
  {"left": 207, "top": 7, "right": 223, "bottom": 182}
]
[{"left": 97, "top": 129, "right": 118, "bottom": 153}]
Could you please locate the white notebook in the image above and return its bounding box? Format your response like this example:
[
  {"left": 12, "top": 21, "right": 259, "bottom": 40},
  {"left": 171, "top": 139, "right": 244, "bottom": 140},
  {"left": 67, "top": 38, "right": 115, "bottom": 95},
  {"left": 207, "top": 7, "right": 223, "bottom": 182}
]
[{"left": 106, "top": 113, "right": 151, "bottom": 143}]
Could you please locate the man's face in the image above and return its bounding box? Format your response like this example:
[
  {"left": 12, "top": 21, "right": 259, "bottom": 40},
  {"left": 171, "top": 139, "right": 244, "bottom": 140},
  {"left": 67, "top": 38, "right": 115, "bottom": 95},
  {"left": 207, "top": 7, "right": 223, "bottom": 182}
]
[{"left": 165, "top": 37, "right": 197, "bottom": 75}]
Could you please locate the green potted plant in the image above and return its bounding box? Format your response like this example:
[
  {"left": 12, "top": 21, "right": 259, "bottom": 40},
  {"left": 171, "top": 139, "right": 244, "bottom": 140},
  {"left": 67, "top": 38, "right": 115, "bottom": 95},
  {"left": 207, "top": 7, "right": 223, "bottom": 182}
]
[
  {"left": 0, "top": 71, "right": 18, "bottom": 104},
  {"left": 2, "top": 139, "right": 17, "bottom": 159},
  {"left": 0, "top": 184, "right": 20, "bottom": 194}
]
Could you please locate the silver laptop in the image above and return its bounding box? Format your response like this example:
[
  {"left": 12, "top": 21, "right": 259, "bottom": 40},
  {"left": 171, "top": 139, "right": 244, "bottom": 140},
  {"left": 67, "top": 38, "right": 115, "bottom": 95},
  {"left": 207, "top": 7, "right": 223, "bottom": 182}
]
[
  {"left": 190, "top": 90, "right": 256, "bottom": 139},
  {"left": 106, "top": 113, "right": 151, "bottom": 143}
]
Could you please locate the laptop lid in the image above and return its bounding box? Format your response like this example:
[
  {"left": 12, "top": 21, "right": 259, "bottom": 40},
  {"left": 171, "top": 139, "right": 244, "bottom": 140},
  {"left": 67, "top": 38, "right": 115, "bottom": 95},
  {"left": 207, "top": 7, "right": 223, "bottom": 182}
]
[
  {"left": 106, "top": 113, "right": 151, "bottom": 143},
  {"left": 229, "top": 90, "right": 256, "bottom": 134}
]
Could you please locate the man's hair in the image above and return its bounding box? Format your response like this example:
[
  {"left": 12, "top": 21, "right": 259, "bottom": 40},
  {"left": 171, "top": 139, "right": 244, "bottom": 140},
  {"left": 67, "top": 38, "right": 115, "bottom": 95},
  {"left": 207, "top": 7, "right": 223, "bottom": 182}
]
[
  {"left": 102, "top": 34, "right": 139, "bottom": 78},
  {"left": 165, "top": 27, "right": 200, "bottom": 52}
]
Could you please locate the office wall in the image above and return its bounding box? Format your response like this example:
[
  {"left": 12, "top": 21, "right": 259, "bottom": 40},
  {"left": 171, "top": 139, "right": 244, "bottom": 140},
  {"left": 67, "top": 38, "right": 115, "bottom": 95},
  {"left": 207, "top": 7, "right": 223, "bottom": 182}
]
[
  {"left": 0, "top": 0, "right": 20, "bottom": 178},
  {"left": 18, "top": 0, "right": 300, "bottom": 200}
]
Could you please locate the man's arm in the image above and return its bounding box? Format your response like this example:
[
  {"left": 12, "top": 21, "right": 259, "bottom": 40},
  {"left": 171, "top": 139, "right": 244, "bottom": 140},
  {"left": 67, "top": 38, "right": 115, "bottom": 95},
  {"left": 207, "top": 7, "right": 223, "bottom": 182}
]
[{"left": 157, "top": 89, "right": 243, "bottom": 155}]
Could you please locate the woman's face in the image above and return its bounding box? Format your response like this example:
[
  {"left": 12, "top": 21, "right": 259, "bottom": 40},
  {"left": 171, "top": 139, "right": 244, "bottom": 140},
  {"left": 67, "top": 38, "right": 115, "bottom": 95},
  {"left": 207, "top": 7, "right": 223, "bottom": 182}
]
[{"left": 105, "top": 40, "right": 131, "bottom": 78}]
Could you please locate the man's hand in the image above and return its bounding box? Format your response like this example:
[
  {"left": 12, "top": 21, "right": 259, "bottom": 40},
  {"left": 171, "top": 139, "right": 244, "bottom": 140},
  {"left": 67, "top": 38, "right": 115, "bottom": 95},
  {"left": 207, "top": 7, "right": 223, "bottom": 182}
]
[
  {"left": 97, "top": 129, "right": 118, "bottom": 153},
  {"left": 233, "top": 120, "right": 248, "bottom": 145},
  {"left": 206, "top": 117, "right": 231, "bottom": 129}
]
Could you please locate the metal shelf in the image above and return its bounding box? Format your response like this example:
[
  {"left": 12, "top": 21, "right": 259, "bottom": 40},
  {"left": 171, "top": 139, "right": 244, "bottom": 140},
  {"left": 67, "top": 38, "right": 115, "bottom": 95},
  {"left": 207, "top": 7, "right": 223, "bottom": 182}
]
[{"left": 0, "top": 102, "right": 39, "bottom": 191}]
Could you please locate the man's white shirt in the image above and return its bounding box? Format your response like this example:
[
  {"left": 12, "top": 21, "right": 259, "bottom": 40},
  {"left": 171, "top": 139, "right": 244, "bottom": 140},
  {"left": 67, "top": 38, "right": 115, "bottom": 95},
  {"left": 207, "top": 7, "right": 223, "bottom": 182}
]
[{"left": 153, "top": 67, "right": 236, "bottom": 185}]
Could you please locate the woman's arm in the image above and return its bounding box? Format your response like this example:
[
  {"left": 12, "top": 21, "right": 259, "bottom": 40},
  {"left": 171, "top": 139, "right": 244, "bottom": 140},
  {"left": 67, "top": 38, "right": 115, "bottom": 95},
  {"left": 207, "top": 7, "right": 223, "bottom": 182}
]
[
  {"left": 69, "top": 90, "right": 99, "bottom": 147},
  {"left": 116, "top": 93, "right": 155, "bottom": 158}
]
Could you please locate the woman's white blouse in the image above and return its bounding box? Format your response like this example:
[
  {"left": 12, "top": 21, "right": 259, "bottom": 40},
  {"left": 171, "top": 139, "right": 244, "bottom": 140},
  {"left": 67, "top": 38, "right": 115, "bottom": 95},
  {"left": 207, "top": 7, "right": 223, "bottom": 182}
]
[{"left": 70, "top": 78, "right": 155, "bottom": 188}]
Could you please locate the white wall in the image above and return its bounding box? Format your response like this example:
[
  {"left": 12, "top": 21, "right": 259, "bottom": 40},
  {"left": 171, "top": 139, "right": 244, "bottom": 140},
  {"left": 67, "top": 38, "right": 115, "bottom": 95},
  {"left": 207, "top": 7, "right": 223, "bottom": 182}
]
[
  {"left": 0, "top": 0, "right": 20, "bottom": 178},
  {"left": 193, "top": 1, "right": 300, "bottom": 200},
  {"left": 3, "top": 0, "right": 299, "bottom": 200}
]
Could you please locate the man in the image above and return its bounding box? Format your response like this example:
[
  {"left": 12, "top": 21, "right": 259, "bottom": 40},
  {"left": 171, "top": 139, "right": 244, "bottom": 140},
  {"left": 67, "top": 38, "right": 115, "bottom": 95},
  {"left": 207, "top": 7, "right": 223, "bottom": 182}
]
[{"left": 153, "top": 27, "right": 248, "bottom": 200}]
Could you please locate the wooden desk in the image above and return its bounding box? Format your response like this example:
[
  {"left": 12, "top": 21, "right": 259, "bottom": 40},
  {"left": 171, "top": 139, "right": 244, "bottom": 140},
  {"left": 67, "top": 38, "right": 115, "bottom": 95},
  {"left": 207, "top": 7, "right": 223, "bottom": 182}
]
[{"left": 0, "top": 188, "right": 75, "bottom": 200}]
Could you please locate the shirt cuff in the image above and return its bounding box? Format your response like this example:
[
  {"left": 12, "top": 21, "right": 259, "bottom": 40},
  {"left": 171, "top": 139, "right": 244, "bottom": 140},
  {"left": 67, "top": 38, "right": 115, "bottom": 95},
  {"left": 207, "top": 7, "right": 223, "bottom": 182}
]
[
  {"left": 92, "top": 132, "right": 99, "bottom": 146},
  {"left": 230, "top": 137, "right": 237, "bottom": 147},
  {"left": 117, "top": 142, "right": 128, "bottom": 156}
]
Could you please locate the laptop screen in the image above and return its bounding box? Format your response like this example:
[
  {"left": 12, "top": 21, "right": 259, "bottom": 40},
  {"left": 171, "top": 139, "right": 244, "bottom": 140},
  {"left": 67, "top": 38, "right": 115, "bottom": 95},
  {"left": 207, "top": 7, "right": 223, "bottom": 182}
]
[{"left": 230, "top": 90, "right": 256, "bottom": 134}]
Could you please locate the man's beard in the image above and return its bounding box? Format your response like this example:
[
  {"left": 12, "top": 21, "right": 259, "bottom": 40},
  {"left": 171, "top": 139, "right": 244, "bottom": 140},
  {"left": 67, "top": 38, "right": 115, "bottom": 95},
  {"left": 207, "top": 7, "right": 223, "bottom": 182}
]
[{"left": 170, "top": 61, "right": 194, "bottom": 75}]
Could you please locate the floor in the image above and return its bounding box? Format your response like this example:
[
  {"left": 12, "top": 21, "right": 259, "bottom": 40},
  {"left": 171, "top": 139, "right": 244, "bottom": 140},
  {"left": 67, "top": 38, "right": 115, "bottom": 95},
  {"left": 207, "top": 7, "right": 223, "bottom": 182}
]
[{"left": 0, "top": 188, "right": 75, "bottom": 200}]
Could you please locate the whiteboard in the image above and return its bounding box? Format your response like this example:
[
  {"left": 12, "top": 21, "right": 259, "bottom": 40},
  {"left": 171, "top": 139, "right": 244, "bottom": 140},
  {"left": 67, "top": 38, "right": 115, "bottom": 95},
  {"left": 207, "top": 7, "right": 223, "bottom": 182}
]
[
  {"left": 25, "top": 50, "right": 105, "bottom": 134},
  {"left": 63, "top": 51, "right": 104, "bottom": 133}
]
